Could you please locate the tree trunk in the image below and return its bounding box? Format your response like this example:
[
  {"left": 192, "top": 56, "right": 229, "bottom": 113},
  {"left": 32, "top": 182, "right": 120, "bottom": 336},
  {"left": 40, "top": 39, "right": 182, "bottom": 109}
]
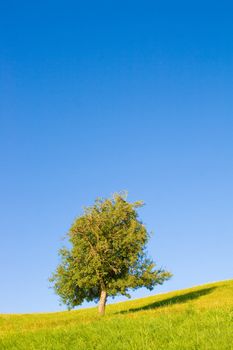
[{"left": 98, "top": 290, "right": 107, "bottom": 316}]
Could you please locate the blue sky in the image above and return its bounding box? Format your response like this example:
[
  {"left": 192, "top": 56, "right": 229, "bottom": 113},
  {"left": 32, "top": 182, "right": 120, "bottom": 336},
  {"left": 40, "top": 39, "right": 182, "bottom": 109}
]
[{"left": 0, "top": 1, "right": 232, "bottom": 313}]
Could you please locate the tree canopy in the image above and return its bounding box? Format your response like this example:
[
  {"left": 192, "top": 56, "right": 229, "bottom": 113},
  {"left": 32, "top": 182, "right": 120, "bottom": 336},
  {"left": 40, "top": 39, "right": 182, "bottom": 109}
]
[{"left": 50, "top": 193, "right": 171, "bottom": 315}]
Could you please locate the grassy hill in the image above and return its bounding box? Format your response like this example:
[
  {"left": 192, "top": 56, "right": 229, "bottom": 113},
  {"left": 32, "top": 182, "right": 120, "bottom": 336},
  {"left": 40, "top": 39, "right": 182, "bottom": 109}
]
[{"left": 0, "top": 279, "right": 233, "bottom": 350}]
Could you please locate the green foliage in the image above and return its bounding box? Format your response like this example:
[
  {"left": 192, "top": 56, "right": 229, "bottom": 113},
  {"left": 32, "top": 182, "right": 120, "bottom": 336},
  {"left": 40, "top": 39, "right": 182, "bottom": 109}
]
[{"left": 50, "top": 192, "right": 171, "bottom": 309}]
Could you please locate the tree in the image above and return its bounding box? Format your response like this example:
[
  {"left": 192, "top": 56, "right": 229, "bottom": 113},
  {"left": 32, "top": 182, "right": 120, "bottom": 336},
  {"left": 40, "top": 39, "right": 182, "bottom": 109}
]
[{"left": 50, "top": 192, "right": 172, "bottom": 315}]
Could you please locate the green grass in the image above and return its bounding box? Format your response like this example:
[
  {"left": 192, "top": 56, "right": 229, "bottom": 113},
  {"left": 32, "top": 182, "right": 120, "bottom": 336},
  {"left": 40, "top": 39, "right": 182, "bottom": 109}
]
[{"left": 1, "top": 279, "right": 233, "bottom": 349}]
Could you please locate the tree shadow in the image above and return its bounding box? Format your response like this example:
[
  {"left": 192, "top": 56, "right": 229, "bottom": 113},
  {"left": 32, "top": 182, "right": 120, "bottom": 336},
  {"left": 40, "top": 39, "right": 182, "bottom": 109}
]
[{"left": 117, "top": 286, "right": 217, "bottom": 314}]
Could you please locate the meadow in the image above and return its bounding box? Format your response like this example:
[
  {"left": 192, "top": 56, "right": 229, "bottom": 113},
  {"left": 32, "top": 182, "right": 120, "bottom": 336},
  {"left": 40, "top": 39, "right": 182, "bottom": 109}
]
[{"left": 0, "top": 279, "right": 232, "bottom": 349}]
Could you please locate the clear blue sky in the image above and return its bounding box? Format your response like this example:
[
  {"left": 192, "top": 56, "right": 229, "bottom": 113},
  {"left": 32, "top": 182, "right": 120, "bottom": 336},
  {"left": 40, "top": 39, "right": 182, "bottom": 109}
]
[{"left": 0, "top": 1, "right": 232, "bottom": 313}]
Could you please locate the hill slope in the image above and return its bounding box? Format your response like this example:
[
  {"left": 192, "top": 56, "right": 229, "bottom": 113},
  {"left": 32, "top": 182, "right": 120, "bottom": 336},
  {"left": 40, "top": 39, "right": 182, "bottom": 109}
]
[{"left": 1, "top": 279, "right": 233, "bottom": 349}]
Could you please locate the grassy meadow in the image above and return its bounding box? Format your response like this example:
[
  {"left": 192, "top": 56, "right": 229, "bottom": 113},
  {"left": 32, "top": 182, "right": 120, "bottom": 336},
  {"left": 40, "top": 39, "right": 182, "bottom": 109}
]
[{"left": 0, "top": 279, "right": 233, "bottom": 349}]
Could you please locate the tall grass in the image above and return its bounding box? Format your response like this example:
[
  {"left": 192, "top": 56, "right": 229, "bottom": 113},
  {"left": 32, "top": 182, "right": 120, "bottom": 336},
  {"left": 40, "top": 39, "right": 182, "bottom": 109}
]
[{"left": 1, "top": 280, "right": 233, "bottom": 349}]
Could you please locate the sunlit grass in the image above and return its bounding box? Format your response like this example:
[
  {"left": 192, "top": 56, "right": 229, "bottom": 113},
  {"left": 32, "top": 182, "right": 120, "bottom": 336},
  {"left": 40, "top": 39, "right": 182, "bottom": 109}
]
[{"left": 1, "top": 279, "right": 233, "bottom": 349}]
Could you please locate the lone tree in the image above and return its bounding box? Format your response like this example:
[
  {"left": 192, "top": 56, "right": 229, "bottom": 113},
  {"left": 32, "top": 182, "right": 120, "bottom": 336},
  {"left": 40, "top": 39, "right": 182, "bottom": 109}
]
[{"left": 50, "top": 193, "right": 171, "bottom": 315}]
